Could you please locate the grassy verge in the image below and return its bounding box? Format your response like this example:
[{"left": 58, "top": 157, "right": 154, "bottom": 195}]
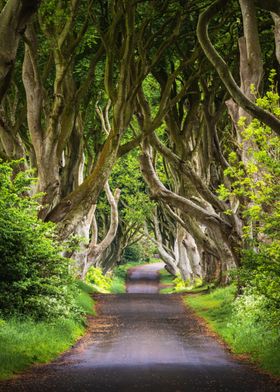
[
  {"left": 110, "top": 261, "right": 142, "bottom": 293},
  {"left": 159, "top": 268, "right": 212, "bottom": 294},
  {"left": 185, "top": 286, "right": 280, "bottom": 376},
  {"left": 85, "top": 261, "right": 155, "bottom": 294},
  {"left": 110, "top": 259, "right": 161, "bottom": 293},
  {"left": 159, "top": 268, "right": 174, "bottom": 293},
  {"left": 0, "top": 282, "right": 95, "bottom": 381}
]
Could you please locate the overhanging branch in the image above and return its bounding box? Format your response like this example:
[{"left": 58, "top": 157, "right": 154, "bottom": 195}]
[{"left": 197, "top": 0, "right": 280, "bottom": 135}]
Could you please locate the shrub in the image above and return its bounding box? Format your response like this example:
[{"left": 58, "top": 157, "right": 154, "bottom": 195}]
[
  {"left": 218, "top": 81, "right": 280, "bottom": 321},
  {"left": 85, "top": 266, "right": 112, "bottom": 292},
  {"left": 0, "top": 160, "right": 80, "bottom": 320},
  {"left": 122, "top": 244, "right": 143, "bottom": 263}
]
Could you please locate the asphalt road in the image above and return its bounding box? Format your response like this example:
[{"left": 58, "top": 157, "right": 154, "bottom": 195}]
[{"left": 0, "top": 262, "right": 279, "bottom": 392}]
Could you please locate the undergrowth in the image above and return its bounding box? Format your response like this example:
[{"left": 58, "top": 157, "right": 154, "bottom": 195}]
[
  {"left": 186, "top": 286, "right": 280, "bottom": 376},
  {"left": 0, "top": 281, "right": 95, "bottom": 380},
  {"left": 159, "top": 269, "right": 211, "bottom": 294},
  {"left": 84, "top": 261, "right": 143, "bottom": 294},
  {"left": 110, "top": 261, "right": 142, "bottom": 293}
]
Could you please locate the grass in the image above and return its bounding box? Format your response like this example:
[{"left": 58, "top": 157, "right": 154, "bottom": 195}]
[
  {"left": 159, "top": 268, "right": 175, "bottom": 293},
  {"left": 75, "top": 280, "right": 96, "bottom": 315},
  {"left": 110, "top": 259, "right": 161, "bottom": 293},
  {"left": 82, "top": 260, "right": 154, "bottom": 294},
  {"left": 85, "top": 261, "right": 153, "bottom": 294},
  {"left": 0, "top": 281, "right": 95, "bottom": 380},
  {"left": 186, "top": 286, "right": 280, "bottom": 376},
  {"left": 159, "top": 268, "right": 212, "bottom": 294},
  {"left": 110, "top": 261, "right": 143, "bottom": 293}
]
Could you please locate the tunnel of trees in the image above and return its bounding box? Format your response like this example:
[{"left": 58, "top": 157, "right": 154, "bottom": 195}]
[{"left": 0, "top": 0, "right": 279, "bottom": 340}]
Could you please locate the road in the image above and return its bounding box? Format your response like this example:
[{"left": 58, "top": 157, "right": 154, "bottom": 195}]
[{"left": 0, "top": 262, "right": 279, "bottom": 392}]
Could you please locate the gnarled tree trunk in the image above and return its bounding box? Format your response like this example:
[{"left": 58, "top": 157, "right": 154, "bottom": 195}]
[
  {"left": 0, "top": 0, "right": 40, "bottom": 102},
  {"left": 82, "top": 182, "right": 121, "bottom": 279}
]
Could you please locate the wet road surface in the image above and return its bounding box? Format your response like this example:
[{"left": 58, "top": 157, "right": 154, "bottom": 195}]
[{"left": 0, "top": 262, "right": 279, "bottom": 392}]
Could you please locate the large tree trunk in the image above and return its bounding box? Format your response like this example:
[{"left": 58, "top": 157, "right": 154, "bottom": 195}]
[
  {"left": 175, "top": 225, "right": 193, "bottom": 281},
  {"left": 45, "top": 4, "right": 139, "bottom": 237},
  {"left": 81, "top": 182, "right": 120, "bottom": 279},
  {"left": 197, "top": 0, "right": 280, "bottom": 135},
  {"left": 60, "top": 114, "right": 84, "bottom": 199},
  {"left": 226, "top": 0, "right": 263, "bottom": 164},
  {"left": 140, "top": 144, "right": 241, "bottom": 269},
  {"left": 0, "top": 113, "right": 25, "bottom": 161},
  {"left": 225, "top": 0, "right": 264, "bottom": 243},
  {"left": 46, "top": 131, "right": 122, "bottom": 237},
  {"left": 272, "top": 13, "right": 280, "bottom": 66},
  {"left": 69, "top": 205, "right": 96, "bottom": 274},
  {"left": 0, "top": 0, "right": 40, "bottom": 102},
  {"left": 22, "top": 25, "right": 62, "bottom": 214},
  {"left": 183, "top": 232, "right": 202, "bottom": 279}
]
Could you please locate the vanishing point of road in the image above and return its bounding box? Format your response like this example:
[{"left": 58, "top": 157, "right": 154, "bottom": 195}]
[{"left": 0, "top": 262, "right": 279, "bottom": 392}]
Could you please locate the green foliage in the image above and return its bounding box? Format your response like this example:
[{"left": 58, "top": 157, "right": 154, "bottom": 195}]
[
  {"left": 0, "top": 317, "right": 84, "bottom": 380},
  {"left": 217, "top": 82, "right": 280, "bottom": 319},
  {"left": 160, "top": 269, "right": 207, "bottom": 294},
  {"left": 110, "top": 261, "right": 142, "bottom": 293},
  {"left": 0, "top": 281, "right": 94, "bottom": 380},
  {"left": 85, "top": 266, "right": 112, "bottom": 293},
  {"left": 186, "top": 286, "right": 280, "bottom": 376},
  {"left": 75, "top": 281, "right": 96, "bottom": 316},
  {"left": 85, "top": 261, "right": 149, "bottom": 295},
  {"left": 122, "top": 244, "right": 144, "bottom": 263},
  {"left": 186, "top": 286, "right": 237, "bottom": 332},
  {"left": 142, "top": 74, "right": 161, "bottom": 117},
  {"left": 109, "top": 275, "right": 126, "bottom": 294},
  {"left": 111, "top": 150, "right": 155, "bottom": 226},
  {"left": 201, "top": 85, "right": 280, "bottom": 375},
  {"left": 0, "top": 161, "right": 80, "bottom": 320}
]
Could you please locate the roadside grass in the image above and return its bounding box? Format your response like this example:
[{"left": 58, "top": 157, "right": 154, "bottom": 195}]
[
  {"left": 159, "top": 268, "right": 212, "bottom": 294},
  {"left": 159, "top": 268, "right": 175, "bottom": 293},
  {"left": 0, "top": 281, "right": 95, "bottom": 381},
  {"left": 110, "top": 261, "right": 142, "bottom": 293},
  {"left": 75, "top": 280, "right": 96, "bottom": 315},
  {"left": 85, "top": 261, "right": 155, "bottom": 294},
  {"left": 110, "top": 259, "right": 161, "bottom": 293},
  {"left": 186, "top": 286, "right": 280, "bottom": 376}
]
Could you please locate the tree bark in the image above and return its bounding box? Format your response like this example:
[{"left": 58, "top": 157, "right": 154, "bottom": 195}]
[
  {"left": 197, "top": 0, "right": 280, "bottom": 135},
  {"left": 175, "top": 225, "right": 193, "bottom": 281},
  {"left": 82, "top": 182, "right": 121, "bottom": 279},
  {"left": 140, "top": 144, "right": 241, "bottom": 268},
  {"left": 140, "top": 146, "right": 231, "bottom": 232},
  {"left": 183, "top": 232, "right": 202, "bottom": 279},
  {"left": 22, "top": 25, "right": 61, "bottom": 215},
  {"left": 0, "top": 0, "right": 40, "bottom": 102},
  {"left": 272, "top": 13, "right": 280, "bottom": 65},
  {"left": 144, "top": 217, "right": 179, "bottom": 276},
  {"left": 226, "top": 0, "right": 263, "bottom": 163},
  {"left": 0, "top": 113, "right": 25, "bottom": 160}
]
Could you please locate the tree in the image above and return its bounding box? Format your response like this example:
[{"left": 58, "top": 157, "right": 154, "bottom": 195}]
[
  {"left": 0, "top": 0, "right": 279, "bottom": 286},
  {"left": 0, "top": 0, "right": 41, "bottom": 102}
]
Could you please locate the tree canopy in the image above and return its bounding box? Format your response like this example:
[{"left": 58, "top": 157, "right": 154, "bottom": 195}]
[{"left": 0, "top": 0, "right": 279, "bottom": 321}]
